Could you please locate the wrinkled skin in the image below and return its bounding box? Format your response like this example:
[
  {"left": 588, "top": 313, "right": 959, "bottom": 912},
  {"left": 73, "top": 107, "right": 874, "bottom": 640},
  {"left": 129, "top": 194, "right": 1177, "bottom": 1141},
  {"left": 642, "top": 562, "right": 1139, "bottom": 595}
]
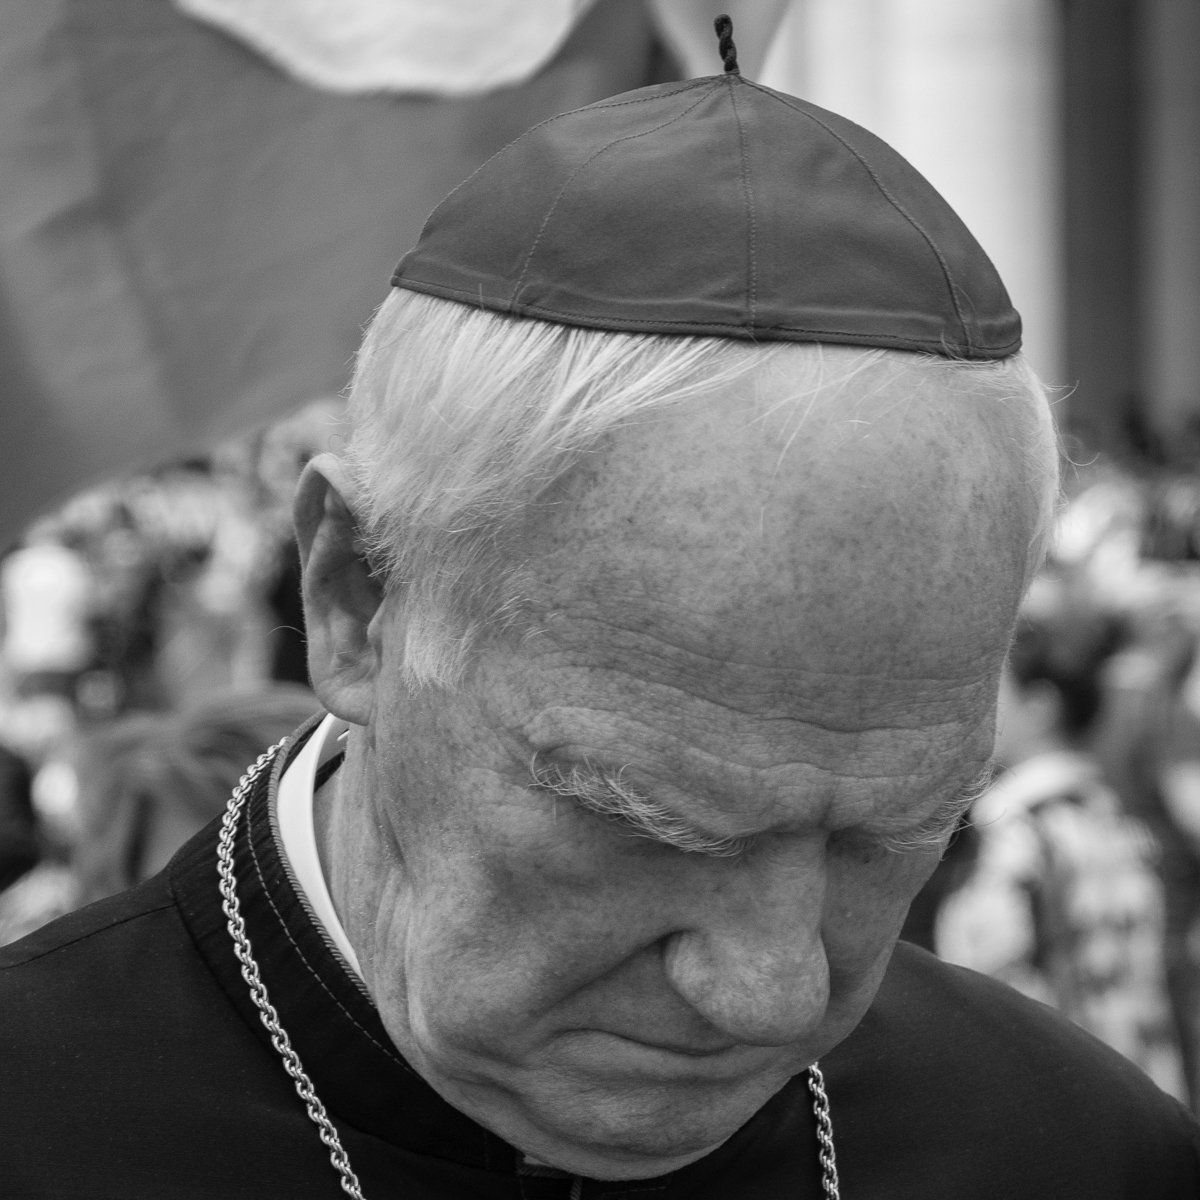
[{"left": 295, "top": 350, "right": 1039, "bottom": 1179}]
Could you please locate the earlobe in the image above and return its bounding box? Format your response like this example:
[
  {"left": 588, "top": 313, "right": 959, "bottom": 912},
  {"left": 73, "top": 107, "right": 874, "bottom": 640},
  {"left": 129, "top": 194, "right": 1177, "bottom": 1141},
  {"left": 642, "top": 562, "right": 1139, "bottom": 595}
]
[{"left": 294, "top": 454, "right": 383, "bottom": 724}]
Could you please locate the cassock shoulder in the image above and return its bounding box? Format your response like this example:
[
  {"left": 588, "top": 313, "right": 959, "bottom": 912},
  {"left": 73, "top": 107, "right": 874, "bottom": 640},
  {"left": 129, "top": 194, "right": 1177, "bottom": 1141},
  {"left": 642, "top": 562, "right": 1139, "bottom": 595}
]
[
  {"left": 0, "top": 840, "right": 212, "bottom": 1036},
  {"left": 823, "top": 941, "right": 1200, "bottom": 1199},
  {"left": 0, "top": 838, "right": 336, "bottom": 1198},
  {"left": 1, "top": 863, "right": 175, "bottom": 966}
]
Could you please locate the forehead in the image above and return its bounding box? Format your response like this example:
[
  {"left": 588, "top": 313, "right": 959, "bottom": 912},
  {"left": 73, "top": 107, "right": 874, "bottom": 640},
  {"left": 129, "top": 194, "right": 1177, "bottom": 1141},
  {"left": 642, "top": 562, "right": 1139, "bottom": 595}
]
[
  {"left": 428, "top": 349, "right": 1026, "bottom": 831},
  {"left": 506, "top": 348, "right": 1031, "bottom": 694},
  {"left": 469, "top": 588, "right": 997, "bottom": 843}
]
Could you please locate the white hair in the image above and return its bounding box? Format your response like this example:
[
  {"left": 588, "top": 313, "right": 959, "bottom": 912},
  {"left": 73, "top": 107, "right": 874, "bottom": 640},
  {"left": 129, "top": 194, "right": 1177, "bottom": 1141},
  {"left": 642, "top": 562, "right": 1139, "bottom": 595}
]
[{"left": 342, "top": 290, "right": 1059, "bottom": 688}]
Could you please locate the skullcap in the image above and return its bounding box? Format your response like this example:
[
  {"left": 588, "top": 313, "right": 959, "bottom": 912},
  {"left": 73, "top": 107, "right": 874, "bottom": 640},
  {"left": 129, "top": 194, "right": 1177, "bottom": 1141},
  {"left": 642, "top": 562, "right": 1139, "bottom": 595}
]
[{"left": 392, "top": 30, "right": 1021, "bottom": 359}]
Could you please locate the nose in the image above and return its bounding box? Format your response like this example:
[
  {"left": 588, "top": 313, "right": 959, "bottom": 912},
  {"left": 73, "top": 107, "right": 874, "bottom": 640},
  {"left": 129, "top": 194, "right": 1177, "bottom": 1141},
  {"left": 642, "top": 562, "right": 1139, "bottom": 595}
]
[{"left": 660, "top": 845, "right": 830, "bottom": 1046}]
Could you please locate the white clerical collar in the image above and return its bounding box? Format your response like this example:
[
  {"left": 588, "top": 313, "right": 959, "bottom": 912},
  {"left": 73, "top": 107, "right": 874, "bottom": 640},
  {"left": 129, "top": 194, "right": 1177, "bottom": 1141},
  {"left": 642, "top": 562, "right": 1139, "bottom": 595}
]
[{"left": 276, "top": 713, "right": 364, "bottom": 979}]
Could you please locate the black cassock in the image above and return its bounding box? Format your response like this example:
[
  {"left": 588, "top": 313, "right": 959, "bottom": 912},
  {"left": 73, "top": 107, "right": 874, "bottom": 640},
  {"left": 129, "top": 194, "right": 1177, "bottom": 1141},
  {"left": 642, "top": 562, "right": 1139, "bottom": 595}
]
[{"left": 3, "top": 719, "right": 1199, "bottom": 1199}]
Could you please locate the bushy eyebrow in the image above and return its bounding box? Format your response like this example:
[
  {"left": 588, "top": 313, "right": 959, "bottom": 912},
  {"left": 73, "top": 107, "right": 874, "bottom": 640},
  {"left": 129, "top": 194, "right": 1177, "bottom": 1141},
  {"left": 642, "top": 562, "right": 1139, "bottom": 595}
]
[
  {"left": 529, "top": 756, "right": 748, "bottom": 857},
  {"left": 873, "top": 761, "right": 997, "bottom": 854},
  {"left": 529, "top": 756, "right": 997, "bottom": 859}
]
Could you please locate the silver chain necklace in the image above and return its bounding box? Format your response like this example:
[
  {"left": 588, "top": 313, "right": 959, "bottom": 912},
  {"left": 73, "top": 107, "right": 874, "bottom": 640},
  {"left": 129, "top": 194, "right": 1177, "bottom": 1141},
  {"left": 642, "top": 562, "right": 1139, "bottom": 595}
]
[{"left": 218, "top": 743, "right": 841, "bottom": 1199}]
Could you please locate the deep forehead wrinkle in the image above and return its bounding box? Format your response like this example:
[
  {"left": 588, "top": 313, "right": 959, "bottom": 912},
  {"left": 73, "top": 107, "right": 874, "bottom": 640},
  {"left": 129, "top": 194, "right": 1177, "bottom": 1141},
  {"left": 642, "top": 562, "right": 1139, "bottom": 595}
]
[{"left": 510, "top": 616, "right": 1001, "bottom": 734}]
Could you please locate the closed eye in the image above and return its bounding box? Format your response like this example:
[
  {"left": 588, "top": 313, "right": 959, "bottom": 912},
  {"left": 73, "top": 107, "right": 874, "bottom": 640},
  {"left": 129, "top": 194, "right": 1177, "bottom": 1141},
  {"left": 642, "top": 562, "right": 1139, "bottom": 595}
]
[
  {"left": 874, "top": 762, "right": 996, "bottom": 854},
  {"left": 529, "top": 756, "right": 749, "bottom": 857}
]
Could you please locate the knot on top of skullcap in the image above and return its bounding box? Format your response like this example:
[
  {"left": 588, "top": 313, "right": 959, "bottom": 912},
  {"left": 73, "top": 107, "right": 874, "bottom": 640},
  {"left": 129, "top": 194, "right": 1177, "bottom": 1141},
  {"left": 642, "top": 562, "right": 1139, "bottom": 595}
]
[{"left": 713, "top": 14, "right": 740, "bottom": 75}]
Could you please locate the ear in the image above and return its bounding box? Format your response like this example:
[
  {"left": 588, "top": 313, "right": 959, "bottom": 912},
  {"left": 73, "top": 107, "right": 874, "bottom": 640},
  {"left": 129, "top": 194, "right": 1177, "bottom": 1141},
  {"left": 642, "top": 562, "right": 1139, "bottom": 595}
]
[{"left": 293, "top": 454, "right": 384, "bottom": 724}]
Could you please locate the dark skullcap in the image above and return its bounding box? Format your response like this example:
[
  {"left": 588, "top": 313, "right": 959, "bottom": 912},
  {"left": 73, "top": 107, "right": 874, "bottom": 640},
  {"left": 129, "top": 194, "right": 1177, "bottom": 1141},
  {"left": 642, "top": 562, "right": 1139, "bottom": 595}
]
[{"left": 391, "top": 20, "right": 1020, "bottom": 360}]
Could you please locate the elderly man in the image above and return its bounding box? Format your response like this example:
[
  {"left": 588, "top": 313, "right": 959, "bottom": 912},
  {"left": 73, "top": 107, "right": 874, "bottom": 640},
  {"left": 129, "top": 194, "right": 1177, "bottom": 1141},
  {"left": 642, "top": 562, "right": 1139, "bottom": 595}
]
[{"left": 3, "top": 21, "right": 1199, "bottom": 1199}]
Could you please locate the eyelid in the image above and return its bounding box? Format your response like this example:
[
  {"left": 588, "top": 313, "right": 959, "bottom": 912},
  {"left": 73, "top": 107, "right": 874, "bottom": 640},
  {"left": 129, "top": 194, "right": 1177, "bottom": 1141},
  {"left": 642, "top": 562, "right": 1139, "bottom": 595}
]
[
  {"left": 528, "top": 755, "right": 749, "bottom": 857},
  {"left": 871, "top": 763, "right": 996, "bottom": 854}
]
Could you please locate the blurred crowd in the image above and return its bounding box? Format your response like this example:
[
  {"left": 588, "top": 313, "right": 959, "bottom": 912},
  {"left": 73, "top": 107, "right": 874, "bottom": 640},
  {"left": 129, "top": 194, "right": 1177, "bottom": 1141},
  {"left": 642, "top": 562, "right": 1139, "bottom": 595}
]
[
  {"left": 4, "top": 420, "right": 1200, "bottom": 1115},
  {"left": 901, "top": 459, "right": 1200, "bottom": 1112},
  {"left": 0, "top": 400, "right": 341, "bottom": 943}
]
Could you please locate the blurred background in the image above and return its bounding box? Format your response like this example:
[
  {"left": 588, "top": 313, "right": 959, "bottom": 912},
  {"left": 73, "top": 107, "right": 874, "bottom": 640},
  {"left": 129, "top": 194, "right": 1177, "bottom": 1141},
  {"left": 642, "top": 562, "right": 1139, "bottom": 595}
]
[{"left": 1, "top": 0, "right": 1198, "bottom": 1113}]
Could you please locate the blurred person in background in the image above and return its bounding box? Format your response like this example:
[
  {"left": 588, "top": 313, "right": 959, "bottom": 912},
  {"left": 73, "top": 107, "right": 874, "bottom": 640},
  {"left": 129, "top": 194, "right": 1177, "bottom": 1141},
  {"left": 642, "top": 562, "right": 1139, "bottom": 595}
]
[
  {"left": 0, "top": 527, "right": 95, "bottom": 705},
  {"left": 937, "top": 577, "right": 1187, "bottom": 1101},
  {"left": 0, "top": 740, "right": 36, "bottom": 894},
  {"left": 0, "top": 684, "right": 317, "bottom": 943},
  {"left": 1087, "top": 499, "right": 1200, "bottom": 1111},
  {"left": 1153, "top": 635, "right": 1200, "bottom": 1111},
  {"left": 1051, "top": 468, "right": 1200, "bottom": 1109},
  {"left": 70, "top": 683, "right": 318, "bottom": 906}
]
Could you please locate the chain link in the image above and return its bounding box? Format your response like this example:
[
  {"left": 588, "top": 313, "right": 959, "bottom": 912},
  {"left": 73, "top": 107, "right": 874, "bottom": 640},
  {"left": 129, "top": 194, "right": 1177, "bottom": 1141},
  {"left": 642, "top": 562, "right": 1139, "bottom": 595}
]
[
  {"left": 218, "top": 742, "right": 839, "bottom": 1199},
  {"left": 217, "top": 741, "right": 367, "bottom": 1199},
  {"left": 807, "top": 1062, "right": 841, "bottom": 1199}
]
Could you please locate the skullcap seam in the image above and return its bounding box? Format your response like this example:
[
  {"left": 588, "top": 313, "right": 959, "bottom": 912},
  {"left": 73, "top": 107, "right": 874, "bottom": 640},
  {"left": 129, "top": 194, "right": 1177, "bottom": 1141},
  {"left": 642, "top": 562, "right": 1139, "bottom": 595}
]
[
  {"left": 508, "top": 89, "right": 716, "bottom": 307},
  {"left": 741, "top": 80, "right": 976, "bottom": 354},
  {"left": 727, "top": 76, "right": 758, "bottom": 329},
  {"left": 397, "top": 79, "right": 716, "bottom": 268}
]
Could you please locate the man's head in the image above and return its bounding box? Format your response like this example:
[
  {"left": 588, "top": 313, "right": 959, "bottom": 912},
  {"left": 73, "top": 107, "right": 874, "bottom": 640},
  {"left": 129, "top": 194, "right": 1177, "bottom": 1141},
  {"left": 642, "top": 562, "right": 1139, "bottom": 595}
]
[{"left": 292, "top": 41, "right": 1060, "bottom": 1181}]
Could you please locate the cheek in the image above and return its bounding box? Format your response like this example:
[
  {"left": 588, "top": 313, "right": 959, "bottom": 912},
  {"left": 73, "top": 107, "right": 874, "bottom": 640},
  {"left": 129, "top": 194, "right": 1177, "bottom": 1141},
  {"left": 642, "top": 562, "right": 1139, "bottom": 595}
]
[
  {"left": 822, "top": 847, "right": 940, "bottom": 975},
  {"left": 367, "top": 782, "right": 663, "bottom": 1045}
]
